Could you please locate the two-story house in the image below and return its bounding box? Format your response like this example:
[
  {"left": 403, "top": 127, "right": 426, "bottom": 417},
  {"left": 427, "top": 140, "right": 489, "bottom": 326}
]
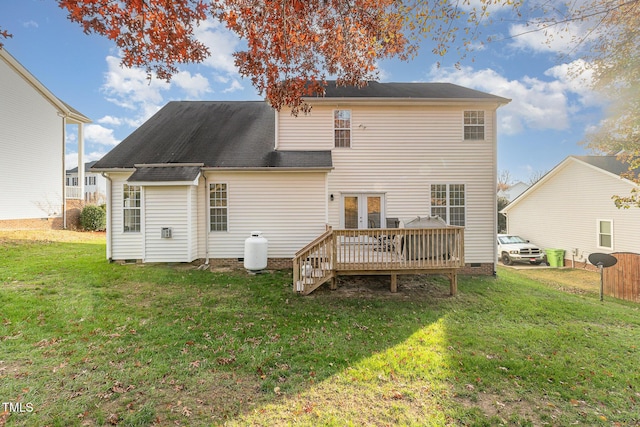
[
  {"left": 92, "top": 82, "right": 509, "bottom": 288},
  {"left": 0, "top": 48, "right": 91, "bottom": 229},
  {"left": 66, "top": 161, "right": 108, "bottom": 204}
]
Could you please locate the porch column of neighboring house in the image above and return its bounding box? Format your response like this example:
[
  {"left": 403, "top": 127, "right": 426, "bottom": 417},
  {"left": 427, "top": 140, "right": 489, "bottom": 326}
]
[{"left": 78, "top": 123, "right": 85, "bottom": 202}]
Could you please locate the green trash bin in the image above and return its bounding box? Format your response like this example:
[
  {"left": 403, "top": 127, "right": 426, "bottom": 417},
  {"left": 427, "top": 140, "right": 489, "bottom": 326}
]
[{"left": 545, "top": 249, "right": 565, "bottom": 267}]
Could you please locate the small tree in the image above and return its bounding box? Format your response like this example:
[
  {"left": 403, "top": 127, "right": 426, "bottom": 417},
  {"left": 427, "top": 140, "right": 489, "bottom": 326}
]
[
  {"left": 497, "top": 196, "right": 509, "bottom": 233},
  {"left": 79, "top": 205, "right": 106, "bottom": 232}
]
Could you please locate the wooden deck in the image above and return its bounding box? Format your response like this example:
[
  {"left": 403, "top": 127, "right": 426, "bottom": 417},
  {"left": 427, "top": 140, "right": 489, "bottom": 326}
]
[{"left": 293, "top": 227, "right": 464, "bottom": 295}]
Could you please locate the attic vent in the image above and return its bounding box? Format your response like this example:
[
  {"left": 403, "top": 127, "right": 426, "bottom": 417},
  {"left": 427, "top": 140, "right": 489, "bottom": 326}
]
[{"left": 161, "top": 227, "right": 172, "bottom": 238}]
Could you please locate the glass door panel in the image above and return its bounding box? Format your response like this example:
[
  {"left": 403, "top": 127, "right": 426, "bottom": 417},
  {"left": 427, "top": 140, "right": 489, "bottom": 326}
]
[
  {"left": 344, "top": 196, "right": 359, "bottom": 229},
  {"left": 367, "top": 196, "right": 381, "bottom": 228}
]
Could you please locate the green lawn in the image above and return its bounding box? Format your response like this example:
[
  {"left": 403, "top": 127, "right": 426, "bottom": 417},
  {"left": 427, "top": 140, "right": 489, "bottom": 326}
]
[{"left": 1, "top": 231, "right": 639, "bottom": 426}]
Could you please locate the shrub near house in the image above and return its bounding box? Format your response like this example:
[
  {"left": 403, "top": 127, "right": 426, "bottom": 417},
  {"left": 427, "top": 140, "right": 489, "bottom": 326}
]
[{"left": 80, "top": 205, "right": 106, "bottom": 231}]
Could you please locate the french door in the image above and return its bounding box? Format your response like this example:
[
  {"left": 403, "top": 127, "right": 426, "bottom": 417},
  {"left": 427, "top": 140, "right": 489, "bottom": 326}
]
[{"left": 342, "top": 194, "right": 384, "bottom": 229}]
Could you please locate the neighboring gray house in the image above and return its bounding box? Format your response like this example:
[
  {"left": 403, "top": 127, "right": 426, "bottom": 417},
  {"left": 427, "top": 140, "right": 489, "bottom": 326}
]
[
  {"left": 0, "top": 48, "right": 90, "bottom": 228},
  {"left": 92, "top": 82, "right": 510, "bottom": 272},
  {"left": 66, "top": 161, "right": 108, "bottom": 204},
  {"left": 501, "top": 155, "right": 639, "bottom": 268}
]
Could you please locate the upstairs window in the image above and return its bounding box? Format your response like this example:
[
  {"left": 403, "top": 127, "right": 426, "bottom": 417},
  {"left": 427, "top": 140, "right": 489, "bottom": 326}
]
[
  {"left": 430, "top": 184, "right": 466, "bottom": 226},
  {"left": 464, "top": 110, "right": 485, "bottom": 140},
  {"left": 123, "top": 184, "right": 141, "bottom": 232},
  {"left": 334, "top": 110, "right": 351, "bottom": 148},
  {"left": 210, "top": 183, "right": 228, "bottom": 231}
]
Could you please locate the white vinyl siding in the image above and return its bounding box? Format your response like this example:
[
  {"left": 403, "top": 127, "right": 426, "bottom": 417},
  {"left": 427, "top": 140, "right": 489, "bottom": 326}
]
[
  {"left": 0, "top": 56, "right": 64, "bottom": 220},
  {"left": 200, "top": 172, "right": 327, "bottom": 259},
  {"left": 504, "top": 159, "right": 638, "bottom": 259},
  {"left": 109, "top": 173, "right": 144, "bottom": 260},
  {"left": 144, "top": 186, "right": 197, "bottom": 262},
  {"left": 278, "top": 104, "right": 498, "bottom": 264}
]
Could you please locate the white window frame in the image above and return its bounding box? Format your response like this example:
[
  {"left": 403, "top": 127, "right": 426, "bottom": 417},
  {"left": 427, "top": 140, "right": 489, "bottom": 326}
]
[
  {"left": 334, "top": 109, "right": 351, "bottom": 148},
  {"left": 464, "top": 110, "right": 485, "bottom": 140},
  {"left": 123, "top": 184, "right": 141, "bottom": 233},
  {"left": 597, "top": 219, "right": 613, "bottom": 250},
  {"left": 209, "top": 183, "right": 228, "bottom": 232},
  {"left": 430, "top": 184, "right": 466, "bottom": 226}
]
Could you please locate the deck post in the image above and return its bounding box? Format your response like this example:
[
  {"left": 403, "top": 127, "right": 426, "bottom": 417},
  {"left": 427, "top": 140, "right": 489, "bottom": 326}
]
[
  {"left": 390, "top": 274, "right": 398, "bottom": 293},
  {"left": 449, "top": 270, "right": 457, "bottom": 296},
  {"left": 330, "top": 276, "right": 337, "bottom": 290}
]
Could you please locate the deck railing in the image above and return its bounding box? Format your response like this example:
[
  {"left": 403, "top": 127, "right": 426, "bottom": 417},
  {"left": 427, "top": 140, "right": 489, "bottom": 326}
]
[{"left": 293, "top": 226, "right": 464, "bottom": 295}]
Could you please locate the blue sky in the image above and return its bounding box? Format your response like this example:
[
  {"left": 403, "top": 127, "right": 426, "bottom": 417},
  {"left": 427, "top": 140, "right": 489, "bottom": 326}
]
[{"left": 1, "top": 0, "right": 605, "bottom": 183}]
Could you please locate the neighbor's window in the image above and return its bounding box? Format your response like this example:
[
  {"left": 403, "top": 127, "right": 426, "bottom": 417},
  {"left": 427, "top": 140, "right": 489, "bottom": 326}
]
[
  {"left": 597, "top": 219, "right": 613, "bottom": 249},
  {"left": 430, "top": 184, "right": 465, "bottom": 226},
  {"left": 123, "top": 184, "right": 141, "bottom": 232},
  {"left": 334, "top": 110, "right": 351, "bottom": 148},
  {"left": 464, "top": 110, "right": 485, "bottom": 140},
  {"left": 210, "top": 183, "right": 228, "bottom": 231}
]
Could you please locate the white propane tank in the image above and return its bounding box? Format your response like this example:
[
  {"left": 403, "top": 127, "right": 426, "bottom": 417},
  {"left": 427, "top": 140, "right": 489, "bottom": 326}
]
[{"left": 244, "top": 231, "right": 268, "bottom": 272}]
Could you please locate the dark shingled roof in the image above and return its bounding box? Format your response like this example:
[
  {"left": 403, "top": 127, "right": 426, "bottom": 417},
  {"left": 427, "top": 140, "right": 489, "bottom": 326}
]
[
  {"left": 573, "top": 155, "right": 634, "bottom": 176},
  {"left": 127, "top": 166, "right": 202, "bottom": 182},
  {"left": 318, "top": 81, "right": 510, "bottom": 102},
  {"left": 92, "top": 101, "right": 332, "bottom": 170}
]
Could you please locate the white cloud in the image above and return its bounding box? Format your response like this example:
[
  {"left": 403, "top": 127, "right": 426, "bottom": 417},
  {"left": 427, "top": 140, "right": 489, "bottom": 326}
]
[
  {"left": 102, "top": 55, "right": 170, "bottom": 110},
  {"left": 507, "top": 5, "right": 602, "bottom": 57},
  {"left": 427, "top": 63, "right": 602, "bottom": 135},
  {"left": 84, "top": 124, "right": 120, "bottom": 146},
  {"left": 97, "top": 115, "right": 123, "bottom": 126},
  {"left": 172, "top": 70, "right": 211, "bottom": 98},
  {"left": 22, "top": 20, "right": 38, "bottom": 29},
  {"left": 194, "top": 20, "right": 242, "bottom": 75},
  {"left": 222, "top": 79, "right": 243, "bottom": 93},
  {"left": 66, "top": 151, "right": 111, "bottom": 170}
]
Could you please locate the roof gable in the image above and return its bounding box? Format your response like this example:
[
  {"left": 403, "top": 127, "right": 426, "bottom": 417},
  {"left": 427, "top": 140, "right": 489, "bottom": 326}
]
[
  {"left": 502, "top": 155, "right": 638, "bottom": 212},
  {"left": 0, "top": 48, "right": 90, "bottom": 124}
]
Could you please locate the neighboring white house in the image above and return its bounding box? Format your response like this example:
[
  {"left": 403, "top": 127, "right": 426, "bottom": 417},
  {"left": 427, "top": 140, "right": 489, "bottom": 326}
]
[
  {"left": 66, "top": 161, "right": 108, "bottom": 204},
  {"left": 92, "top": 82, "right": 510, "bottom": 273},
  {"left": 0, "top": 48, "right": 91, "bottom": 228},
  {"left": 498, "top": 181, "right": 529, "bottom": 203},
  {"left": 501, "top": 155, "right": 639, "bottom": 268}
]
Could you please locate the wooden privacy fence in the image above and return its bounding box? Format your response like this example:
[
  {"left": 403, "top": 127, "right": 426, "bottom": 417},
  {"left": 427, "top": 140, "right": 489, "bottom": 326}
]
[
  {"left": 603, "top": 252, "right": 640, "bottom": 303},
  {"left": 293, "top": 226, "right": 464, "bottom": 295}
]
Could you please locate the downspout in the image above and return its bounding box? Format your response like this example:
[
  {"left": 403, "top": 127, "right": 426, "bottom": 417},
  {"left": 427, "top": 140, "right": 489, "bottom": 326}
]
[
  {"left": 101, "top": 173, "right": 113, "bottom": 260},
  {"left": 62, "top": 115, "right": 67, "bottom": 229},
  {"left": 492, "top": 108, "right": 498, "bottom": 276},
  {"left": 274, "top": 109, "right": 279, "bottom": 150},
  {"left": 204, "top": 173, "right": 210, "bottom": 265}
]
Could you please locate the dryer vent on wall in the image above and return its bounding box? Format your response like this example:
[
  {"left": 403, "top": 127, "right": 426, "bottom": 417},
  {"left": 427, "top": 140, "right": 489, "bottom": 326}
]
[{"left": 161, "top": 227, "right": 172, "bottom": 238}]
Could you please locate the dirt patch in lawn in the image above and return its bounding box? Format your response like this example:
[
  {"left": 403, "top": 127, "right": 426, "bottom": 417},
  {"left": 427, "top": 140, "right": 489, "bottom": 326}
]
[
  {"left": 312, "top": 274, "right": 454, "bottom": 299},
  {"left": 0, "top": 229, "right": 105, "bottom": 244}
]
